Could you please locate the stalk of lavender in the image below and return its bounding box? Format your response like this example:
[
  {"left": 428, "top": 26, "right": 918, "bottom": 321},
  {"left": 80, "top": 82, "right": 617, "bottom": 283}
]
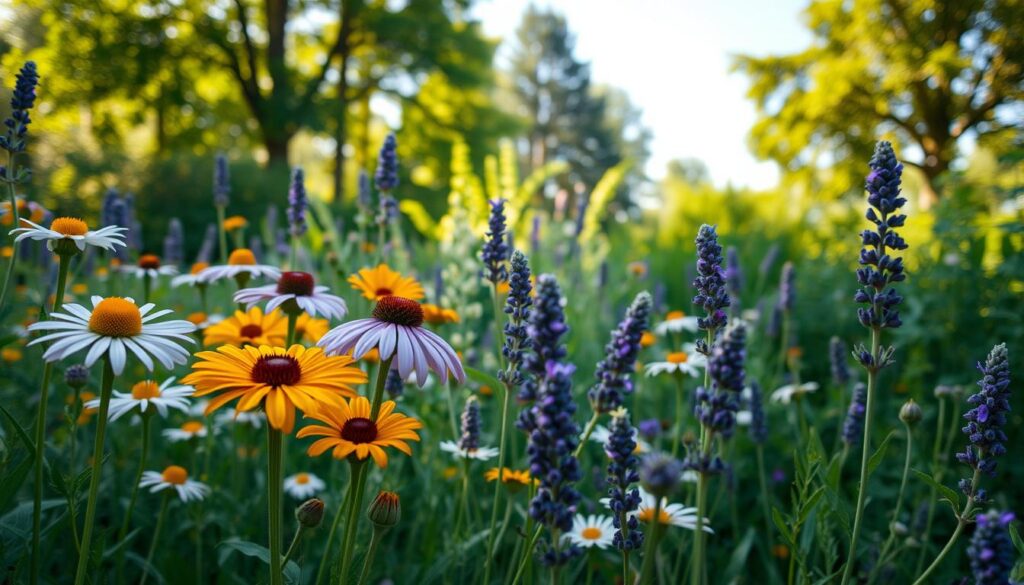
[
  {"left": 688, "top": 224, "right": 730, "bottom": 585},
  {"left": 453, "top": 396, "right": 481, "bottom": 536},
  {"left": 482, "top": 198, "right": 510, "bottom": 287},
  {"left": 841, "top": 382, "right": 868, "bottom": 454},
  {"left": 914, "top": 343, "right": 1011, "bottom": 585},
  {"left": 163, "top": 218, "right": 184, "bottom": 267},
  {"left": 0, "top": 61, "right": 40, "bottom": 309},
  {"left": 287, "top": 167, "right": 307, "bottom": 269},
  {"left": 967, "top": 511, "right": 1015, "bottom": 585},
  {"left": 842, "top": 141, "right": 908, "bottom": 585},
  {"left": 777, "top": 261, "right": 796, "bottom": 372},
  {"left": 690, "top": 320, "right": 745, "bottom": 585},
  {"left": 213, "top": 153, "right": 230, "bottom": 264},
  {"left": 725, "top": 246, "right": 742, "bottom": 317},
  {"left": 483, "top": 250, "right": 534, "bottom": 585},
  {"left": 356, "top": 169, "right": 372, "bottom": 256},
  {"left": 374, "top": 134, "right": 398, "bottom": 261},
  {"left": 638, "top": 453, "right": 683, "bottom": 584},
  {"left": 384, "top": 367, "right": 404, "bottom": 400},
  {"left": 516, "top": 274, "right": 569, "bottom": 431},
  {"left": 605, "top": 408, "right": 643, "bottom": 584},
  {"left": 580, "top": 292, "right": 652, "bottom": 453}
]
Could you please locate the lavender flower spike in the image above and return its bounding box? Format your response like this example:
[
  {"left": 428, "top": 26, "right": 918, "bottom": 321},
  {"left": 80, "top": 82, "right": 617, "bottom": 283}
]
[
  {"left": 747, "top": 381, "right": 768, "bottom": 445},
  {"left": 830, "top": 336, "right": 851, "bottom": 386},
  {"left": 458, "top": 395, "right": 482, "bottom": 453},
  {"left": 692, "top": 224, "right": 729, "bottom": 353},
  {"left": 956, "top": 343, "right": 1011, "bottom": 502},
  {"left": 516, "top": 274, "right": 568, "bottom": 414},
  {"left": 500, "top": 250, "right": 533, "bottom": 389},
  {"left": 213, "top": 153, "right": 230, "bottom": 207},
  {"left": 481, "top": 198, "right": 510, "bottom": 285},
  {"left": 375, "top": 133, "right": 399, "bottom": 192},
  {"left": 689, "top": 320, "right": 746, "bottom": 473},
  {"left": 841, "top": 382, "right": 867, "bottom": 446},
  {"left": 588, "top": 292, "right": 652, "bottom": 413},
  {"left": 604, "top": 408, "right": 643, "bottom": 551},
  {"left": 1, "top": 61, "right": 40, "bottom": 155},
  {"left": 288, "top": 167, "right": 308, "bottom": 237},
  {"left": 778, "top": 261, "right": 795, "bottom": 312},
  {"left": 967, "top": 510, "right": 1015, "bottom": 585}
]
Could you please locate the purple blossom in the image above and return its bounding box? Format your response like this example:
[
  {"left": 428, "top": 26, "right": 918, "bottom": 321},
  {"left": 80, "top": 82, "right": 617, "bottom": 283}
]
[
  {"left": 213, "top": 153, "right": 230, "bottom": 207},
  {"left": 605, "top": 409, "right": 644, "bottom": 551},
  {"left": 1, "top": 61, "right": 39, "bottom": 156},
  {"left": 967, "top": 510, "right": 1015, "bottom": 585},
  {"left": 458, "top": 395, "right": 482, "bottom": 452},
  {"left": 288, "top": 167, "right": 308, "bottom": 237},
  {"left": 587, "top": 292, "right": 651, "bottom": 413},
  {"left": 481, "top": 199, "right": 510, "bottom": 285},
  {"left": 956, "top": 343, "right": 1011, "bottom": 502},
  {"left": 500, "top": 251, "right": 534, "bottom": 389},
  {"left": 842, "top": 382, "right": 867, "bottom": 446},
  {"left": 374, "top": 133, "right": 399, "bottom": 192},
  {"left": 692, "top": 224, "right": 729, "bottom": 353}
]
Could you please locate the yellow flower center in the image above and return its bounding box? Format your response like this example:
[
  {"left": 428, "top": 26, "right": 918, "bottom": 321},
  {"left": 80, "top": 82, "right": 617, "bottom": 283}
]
[
  {"left": 228, "top": 248, "right": 256, "bottom": 265},
  {"left": 581, "top": 527, "right": 603, "bottom": 540},
  {"left": 131, "top": 380, "right": 161, "bottom": 400},
  {"left": 161, "top": 465, "right": 189, "bottom": 485},
  {"left": 50, "top": 217, "right": 89, "bottom": 236},
  {"left": 88, "top": 298, "right": 142, "bottom": 337},
  {"left": 294, "top": 472, "right": 310, "bottom": 485},
  {"left": 186, "top": 312, "right": 207, "bottom": 325},
  {"left": 190, "top": 262, "right": 209, "bottom": 275},
  {"left": 181, "top": 421, "right": 204, "bottom": 434},
  {"left": 666, "top": 352, "right": 689, "bottom": 364},
  {"left": 637, "top": 508, "right": 672, "bottom": 525},
  {"left": 665, "top": 310, "right": 686, "bottom": 320}
]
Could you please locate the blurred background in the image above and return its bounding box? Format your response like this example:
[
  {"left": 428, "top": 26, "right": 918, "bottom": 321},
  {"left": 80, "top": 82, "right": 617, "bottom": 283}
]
[{"left": 1, "top": 0, "right": 1023, "bottom": 387}]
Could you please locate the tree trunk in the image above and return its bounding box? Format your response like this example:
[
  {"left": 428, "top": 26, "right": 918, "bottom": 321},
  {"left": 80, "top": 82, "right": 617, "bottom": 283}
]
[{"left": 332, "top": 0, "right": 356, "bottom": 207}]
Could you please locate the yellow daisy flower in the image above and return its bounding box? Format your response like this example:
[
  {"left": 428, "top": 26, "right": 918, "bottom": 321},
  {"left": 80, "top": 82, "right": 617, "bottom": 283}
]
[
  {"left": 223, "top": 215, "right": 248, "bottom": 231},
  {"left": 183, "top": 344, "right": 366, "bottom": 433},
  {"left": 348, "top": 264, "right": 425, "bottom": 301},
  {"left": 421, "top": 303, "right": 460, "bottom": 326},
  {"left": 297, "top": 396, "right": 422, "bottom": 468},
  {"left": 294, "top": 313, "right": 329, "bottom": 344},
  {"left": 203, "top": 307, "right": 288, "bottom": 347}
]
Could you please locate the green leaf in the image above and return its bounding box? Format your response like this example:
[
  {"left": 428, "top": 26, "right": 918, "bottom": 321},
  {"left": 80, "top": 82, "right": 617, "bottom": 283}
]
[
  {"left": 216, "top": 538, "right": 301, "bottom": 584},
  {"left": 799, "top": 486, "right": 826, "bottom": 525},
  {"left": 866, "top": 430, "right": 896, "bottom": 478},
  {"left": 724, "top": 527, "right": 757, "bottom": 583},
  {"left": 464, "top": 366, "right": 503, "bottom": 393},
  {"left": 911, "top": 468, "right": 961, "bottom": 511},
  {"left": 1008, "top": 520, "right": 1023, "bottom": 555},
  {"left": 772, "top": 507, "right": 793, "bottom": 545},
  {"left": 0, "top": 403, "right": 37, "bottom": 511}
]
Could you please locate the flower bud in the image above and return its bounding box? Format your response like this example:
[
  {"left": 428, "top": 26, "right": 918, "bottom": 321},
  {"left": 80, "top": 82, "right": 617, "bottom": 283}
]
[
  {"left": 367, "top": 490, "right": 400, "bottom": 529},
  {"left": 899, "top": 399, "right": 922, "bottom": 426},
  {"left": 64, "top": 364, "right": 89, "bottom": 389},
  {"left": 295, "top": 498, "right": 325, "bottom": 528},
  {"left": 639, "top": 453, "right": 683, "bottom": 499}
]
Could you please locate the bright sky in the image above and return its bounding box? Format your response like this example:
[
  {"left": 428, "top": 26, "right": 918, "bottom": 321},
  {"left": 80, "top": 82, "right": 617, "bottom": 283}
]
[{"left": 471, "top": 0, "right": 813, "bottom": 190}]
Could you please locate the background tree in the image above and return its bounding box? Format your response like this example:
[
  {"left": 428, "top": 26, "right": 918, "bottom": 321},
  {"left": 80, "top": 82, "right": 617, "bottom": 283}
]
[{"left": 734, "top": 0, "right": 1024, "bottom": 206}]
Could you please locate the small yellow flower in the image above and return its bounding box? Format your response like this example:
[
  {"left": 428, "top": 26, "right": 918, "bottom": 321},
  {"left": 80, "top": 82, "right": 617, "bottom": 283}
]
[
  {"left": 627, "top": 261, "right": 648, "bottom": 278},
  {"left": 496, "top": 281, "right": 510, "bottom": 295},
  {"left": 421, "top": 303, "right": 460, "bottom": 326},
  {"left": 640, "top": 331, "right": 655, "bottom": 348},
  {"left": 443, "top": 466, "right": 459, "bottom": 480},
  {"left": 294, "top": 313, "right": 330, "bottom": 344},
  {"left": 71, "top": 283, "right": 89, "bottom": 295},
  {"left": 348, "top": 264, "right": 425, "bottom": 301},
  {"left": 2, "top": 347, "right": 23, "bottom": 362},
  {"left": 484, "top": 467, "right": 537, "bottom": 492},
  {"left": 1, "top": 246, "right": 13, "bottom": 259},
  {"left": 223, "top": 216, "right": 248, "bottom": 231},
  {"left": 298, "top": 396, "right": 422, "bottom": 468},
  {"left": 203, "top": 307, "right": 288, "bottom": 347}
]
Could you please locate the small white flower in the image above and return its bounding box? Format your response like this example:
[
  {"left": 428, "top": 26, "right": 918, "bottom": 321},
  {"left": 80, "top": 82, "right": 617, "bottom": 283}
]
[
  {"left": 563, "top": 514, "right": 616, "bottom": 549},
  {"left": 770, "top": 382, "right": 820, "bottom": 405},
  {"left": 439, "top": 440, "right": 500, "bottom": 461},
  {"left": 736, "top": 410, "right": 753, "bottom": 426},
  {"left": 162, "top": 421, "right": 210, "bottom": 442},
  {"left": 655, "top": 315, "right": 700, "bottom": 336},
  {"left": 85, "top": 377, "right": 193, "bottom": 422},
  {"left": 171, "top": 262, "right": 213, "bottom": 288},
  {"left": 680, "top": 470, "right": 700, "bottom": 483},
  {"left": 589, "top": 424, "right": 652, "bottom": 454},
  {"left": 139, "top": 466, "right": 209, "bottom": 502},
  {"left": 645, "top": 345, "right": 706, "bottom": 378},
  {"left": 9, "top": 217, "right": 127, "bottom": 252},
  {"left": 26, "top": 296, "right": 196, "bottom": 375},
  {"left": 635, "top": 488, "right": 714, "bottom": 533},
  {"left": 283, "top": 472, "right": 326, "bottom": 499},
  {"left": 197, "top": 248, "right": 281, "bottom": 284},
  {"left": 214, "top": 408, "right": 265, "bottom": 429}
]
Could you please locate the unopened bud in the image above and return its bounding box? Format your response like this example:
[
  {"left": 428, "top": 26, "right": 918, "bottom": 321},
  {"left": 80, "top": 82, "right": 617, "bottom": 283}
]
[
  {"left": 899, "top": 399, "right": 922, "bottom": 426},
  {"left": 296, "top": 498, "right": 324, "bottom": 528},
  {"left": 367, "top": 490, "right": 400, "bottom": 529}
]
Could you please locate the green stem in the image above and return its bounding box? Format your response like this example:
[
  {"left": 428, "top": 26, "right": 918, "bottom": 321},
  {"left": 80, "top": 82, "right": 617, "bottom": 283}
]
[
  {"left": 914, "top": 399, "right": 947, "bottom": 575},
  {"left": 483, "top": 381, "right": 513, "bottom": 585},
  {"left": 73, "top": 358, "right": 115, "bottom": 585},
  {"left": 286, "top": 312, "right": 298, "bottom": 347},
  {"left": 282, "top": 525, "right": 306, "bottom": 568},
  {"left": 139, "top": 492, "right": 170, "bottom": 585},
  {"left": 290, "top": 235, "right": 299, "bottom": 270},
  {"left": 337, "top": 460, "right": 369, "bottom": 584},
  {"left": 116, "top": 415, "right": 152, "bottom": 583},
  {"left": 690, "top": 328, "right": 714, "bottom": 585},
  {"left": 268, "top": 428, "right": 285, "bottom": 585},
  {"left": 216, "top": 205, "right": 228, "bottom": 265},
  {"left": 912, "top": 469, "right": 981, "bottom": 585},
  {"left": 573, "top": 412, "right": 600, "bottom": 458},
  {"left": 315, "top": 484, "right": 352, "bottom": 585},
  {"left": 756, "top": 445, "right": 775, "bottom": 556},
  {"left": 868, "top": 423, "right": 914, "bottom": 584},
  {"left": 840, "top": 327, "right": 881, "bottom": 585},
  {"left": 672, "top": 373, "right": 685, "bottom": 458},
  {"left": 510, "top": 526, "right": 543, "bottom": 585},
  {"left": 638, "top": 498, "right": 664, "bottom": 584},
  {"left": 143, "top": 274, "right": 152, "bottom": 304},
  {"left": 356, "top": 527, "right": 386, "bottom": 585},
  {"left": 0, "top": 150, "right": 20, "bottom": 308}
]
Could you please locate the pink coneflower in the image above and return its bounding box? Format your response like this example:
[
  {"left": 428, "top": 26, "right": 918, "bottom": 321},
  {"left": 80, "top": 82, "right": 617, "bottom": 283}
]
[
  {"left": 318, "top": 296, "right": 465, "bottom": 386},
  {"left": 234, "top": 271, "right": 347, "bottom": 320}
]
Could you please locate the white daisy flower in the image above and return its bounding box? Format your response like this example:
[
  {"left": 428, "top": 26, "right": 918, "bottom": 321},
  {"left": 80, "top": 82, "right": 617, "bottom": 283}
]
[
  {"left": 283, "top": 472, "right": 326, "bottom": 499},
  {"left": 439, "top": 441, "right": 500, "bottom": 461},
  {"left": 736, "top": 410, "right": 753, "bottom": 426},
  {"left": 635, "top": 488, "right": 714, "bottom": 533},
  {"left": 197, "top": 248, "right": 281, "bottom": 284},
  {"left": 84, "top": 377, "right": 193, "bottom": 422},
  {"left": 26, "top": 296, "right": 196, "bottom": 375},
  {"left": 563, "top": 514, "right": 616, "bottom": 549},
  {"left": 171, "top": 262, "right": 212, "bottom": 288},
  {"left": 122, "top": 254, "right": 179, "bottom": 279},
  {"left": 9, "top": 216, "right": 127, "bottom": 252},
  {"left": 318, "top": 295, "right": 464, "bottom": 386},
  {"left": 234, "top": 271, "right": 348, "bottom": 320},
  {"left": 162, "top": 420, "right": 210, "bottom": 442},
  {"left": 654, "top": 313, "right": 700, "bottom": 336},
  {"left": 589, "top": 424, "right": 652, "bottom": 454},
  {"left": 770, "top": 382, "right": 820, "bottom": 405},
  {"left": 214, "top": 408, "right": 265, "bottom": 429},
  {"left": 645, "top": 346, "right": 706, "bottom": 378},
  {"left": 139, "top": 466, "right": 210, "bottom": 502}
]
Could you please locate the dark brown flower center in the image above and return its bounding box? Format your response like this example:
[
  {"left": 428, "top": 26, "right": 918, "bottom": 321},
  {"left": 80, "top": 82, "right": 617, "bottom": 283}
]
[
  {"left": 251, "top": 355, "right": 301, "bottom": 387},
  {"left": 341, "top": 417, "right": 378, "bottom": 444},
  {"left": 375, "top": 287, "right": 393, "bottom": 297},
  {"left": 372, "top": 296, "right": 424, "bottom": 327},
  {"left": 239, "top": 324, "right": 263, "bottom": 339},
  {"left": 138, "top": 254, "right": 161, "bottom": 269},
  {"left": 277, "top": 271, "right": 315, "bottom": 296}
]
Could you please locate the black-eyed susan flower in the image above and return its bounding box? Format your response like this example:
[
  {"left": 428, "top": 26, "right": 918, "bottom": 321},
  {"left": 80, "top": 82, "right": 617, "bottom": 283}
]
[
  {"left": 283, "top": 472, "right": 325, "bottom": 499},
  {"left": 84, "top": 377, "right": 193, "bottom": 422},
  {"left": 202, "top": 307, "right": 288, "bottom": 347},
  {"left": 234, "top": 271, "right": 347, "bottom": 320},
  {"left": 122, "top": 254, "right": 179, "bottom": 279},
  {"left": 183, "top": 344, "right": 366, "bottom": 434},
  {"left": 297, "top": 396, "right": 422, "bottom": 468},
  {"left": 421, "top": 303, "right": 459, "bottom": 326},
  {"left": 139, "top": 465, "right": 210, "bottom": 502},
  {"left": 294, "top": 314, "right": 329, "bottom": 344},
  {"left": 9, "top": 216, "right": 126, "bottom": 253},
  {"left": 196, "top": 248, "right": 281, "bottom": 284},
  {"left": 348, "top": 264, "right": 424, "bottom": 301},
  {"left": 565, "top": 514, "right": 616, "bottom": 549},
  {"left": 26, "top": 296, "right": 196, "bottom": 374},
  {"left": 318, "top": 296, "right": 464, "bottom": 386}
]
